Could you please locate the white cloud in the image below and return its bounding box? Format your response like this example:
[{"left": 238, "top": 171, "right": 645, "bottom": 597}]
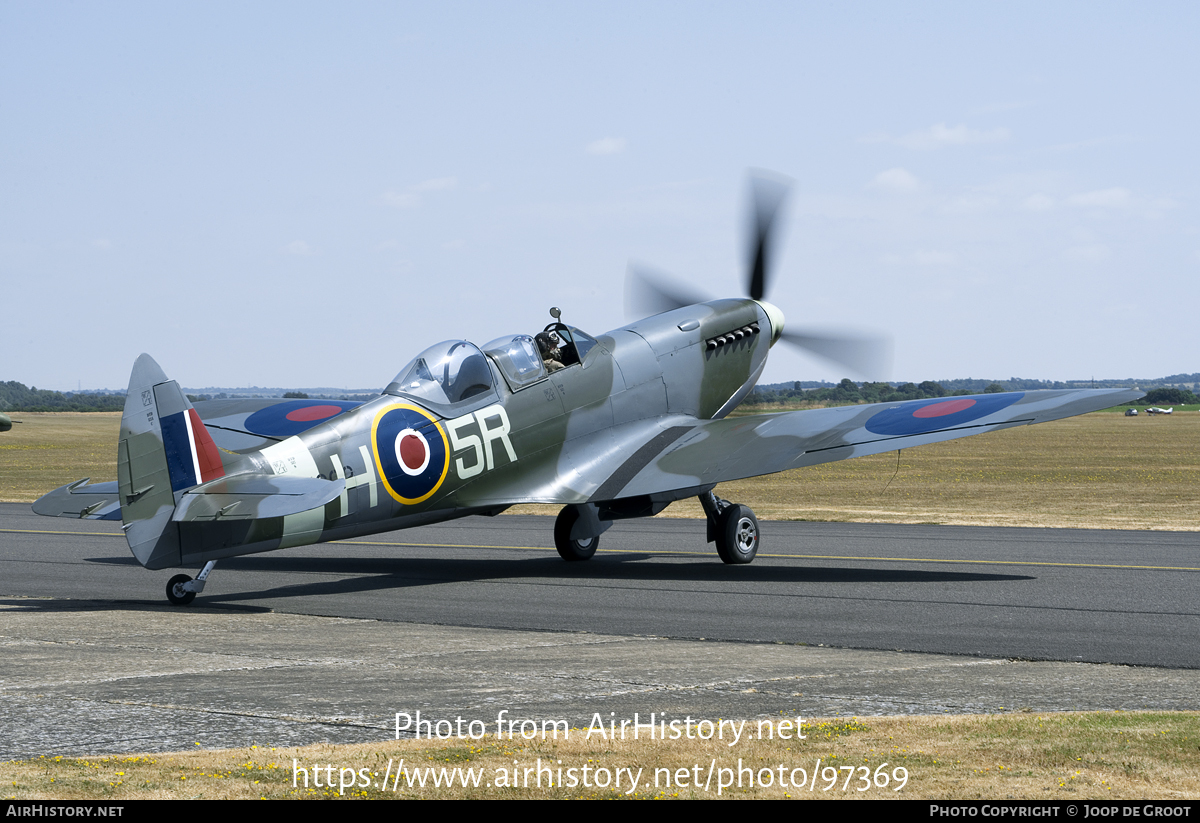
[
  {"left": 1035, "top": 135, "right": 1132, "bottom": 155},
  {"left": 412, "top": 176, "right": 457, "bottom": 192},
  {"left": 1022, "top": 193, "right": 1055, "bottom": 211},
  {"left": 944, "top": 194, "right": 999, "bottom": 214},
  {"left": 880, "top": 250, "right": 957, "bottom": 266},
  {"left": 1142, "top": 197, "right": 1180, "bottom": 219},
  {"left": 585, "top": 137, "right": 627, "bottom": 155},
  {"left": 282, "top": 240, "right": 313, "bottom": 256},
  {"left": 914, "top": 250, "right": 956, "bottom": 266},
  {"left": 866, "top": 122, "right": 1010, "bottom": 150},
  {"left": 871, "top": 167, "right": 920, "bottom": 191},
  {"left": 1067, "top": 188, "right": 1131, "bottom": 208},
  {"left": 970, "top": 100, "right": 1035, "bottom": 115},
  {"left": 380, "top": 191, "right": 419, "bottom": 208},
  {"left": 1064, "top": 244, "right": 1111, "bottom": 262},
  {"left": 379, "top": 176, "right": 458, "bottom": 209},
  {"left": 916, "top": 123, "right": 1008, "bottom": 149}
]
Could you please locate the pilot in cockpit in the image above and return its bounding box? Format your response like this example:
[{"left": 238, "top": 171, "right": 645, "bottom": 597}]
[{"left": 535, "top": 330, "right": 565, "bottom": 373}]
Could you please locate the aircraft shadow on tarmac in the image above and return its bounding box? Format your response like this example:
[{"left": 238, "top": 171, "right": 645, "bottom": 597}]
[{"left": 84, "top": 553, "right": 1033, "bottom": 605}]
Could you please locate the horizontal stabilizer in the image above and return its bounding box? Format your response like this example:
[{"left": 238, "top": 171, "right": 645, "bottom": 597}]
[
  {"left": 31, "top": 479, "right": 122, "bottom": 520},
  {"left": 172, "top": 473, "right": 345, "bottom": 522}
]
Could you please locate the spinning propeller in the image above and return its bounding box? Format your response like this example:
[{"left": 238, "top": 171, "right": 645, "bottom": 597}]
[{"left": 626, "top": 170, "right": 892, "bottom": 380}]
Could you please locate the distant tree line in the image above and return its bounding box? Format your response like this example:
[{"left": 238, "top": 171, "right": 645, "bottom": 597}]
[
  {"left": 185, "top": 390, "right": 376, "bottom": 402},
  {"left": 1137, "top": 387, "right": 1198, "bottom": 405},
  {"left": 745, "top": 379, "right": 1198, "bottom": 409},
  {"left": 0, "top": 381, "right": 125, "bottom": 412},
  {"left": 744, "top": 379, "right": 994, "bottom": 407}
]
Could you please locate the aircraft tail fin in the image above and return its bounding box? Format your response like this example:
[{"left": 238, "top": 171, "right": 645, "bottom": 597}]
[{"left": 118, "top": 353, "right": 228, "bottom": 569}]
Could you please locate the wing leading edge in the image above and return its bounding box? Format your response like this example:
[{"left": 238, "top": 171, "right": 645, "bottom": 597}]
[{"left": 594, "top": 388, "right": 1143, "bottom": 502}]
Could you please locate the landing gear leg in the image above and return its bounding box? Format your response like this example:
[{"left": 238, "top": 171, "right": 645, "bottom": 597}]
[
  {"left": 165, "top": 561, "right": 216, "bottom": 605},
  {"left": 699, "top": 491, "right": 759, "bottom": 565}
]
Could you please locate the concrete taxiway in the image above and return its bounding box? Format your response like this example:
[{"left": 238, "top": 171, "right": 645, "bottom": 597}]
[{"left": 2, "top": 503, "right": 1198, "bottom": 758}]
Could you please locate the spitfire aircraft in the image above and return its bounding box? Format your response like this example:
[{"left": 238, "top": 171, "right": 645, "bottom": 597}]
[{"left": 34, "top": 173, "right": 1142, "bottom": 604}]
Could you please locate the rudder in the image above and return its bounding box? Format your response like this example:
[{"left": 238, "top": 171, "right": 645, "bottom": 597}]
[{"left": 118, "top": 353, "right": 226, "bottom": 569}]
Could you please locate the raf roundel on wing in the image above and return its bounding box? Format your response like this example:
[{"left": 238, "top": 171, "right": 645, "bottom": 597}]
[
  {"left": 372, "top": 404, "right": 450, "bottom": 504},
  {"left": 864, "top": 393, "right": 1025, "bottom": 437},
  {"left": 243, "top": 400, "right": 362, "bottom": 438}
]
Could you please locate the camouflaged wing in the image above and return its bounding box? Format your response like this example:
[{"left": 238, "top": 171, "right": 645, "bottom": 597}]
[{"left": 590, "top": 388, "right": 1142, "bottom": 502}]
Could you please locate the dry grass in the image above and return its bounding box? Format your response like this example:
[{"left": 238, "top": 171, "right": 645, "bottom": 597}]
[
  {"left": 0, "top": 412, "right": 119, "bottom": 502},
  {"left": 5, "top": 712, "right": 1198, "bottom": 800},
  {"left": 4, "top": 411, "right": 1197, "bottom": 531}
]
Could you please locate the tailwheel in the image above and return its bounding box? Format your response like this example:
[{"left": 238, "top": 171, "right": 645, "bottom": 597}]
[
  {"left": 166, "top": 574, "right": 196, "bottom": 605},
  {"left": 554, "top": 506, "right": 598, "bottom": 561},
  {"left": 165, "top": 561, "right": 215, "bottom": 605},
  {"left": 715, "top": 504, "right": 759, "bottom": 565}
]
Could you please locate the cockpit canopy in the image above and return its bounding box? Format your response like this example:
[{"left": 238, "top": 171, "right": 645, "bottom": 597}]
[
  {"left": 482, "top": 335, "right": 546, "bottom": 390},
  {"left": 483, "top": 326, "right": 600, "bottom": 390},
  {"left": 384, "top": 340, "right": 498, "bottom": 415},
  {"left": 385, "top": 326, "right": 602, "bottom": 412}
]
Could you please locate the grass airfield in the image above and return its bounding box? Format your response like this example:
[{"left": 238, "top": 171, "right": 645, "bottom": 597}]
[
  {"left": 2, "top": 409, "right": 1198, "bottom": 799},
  {"left": 0, "top": 412, "right": 121, "bottom": 504}
]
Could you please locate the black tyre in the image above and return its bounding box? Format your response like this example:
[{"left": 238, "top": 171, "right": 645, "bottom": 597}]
[
  {"left": 715, "top": 505, "right": 758, "bottom": 564},
  {"left": 166, "top": 574, "right": 196, "bottom": 605},
  {"left": 554, "top": 507, "right": 598, "bottom": 561}
]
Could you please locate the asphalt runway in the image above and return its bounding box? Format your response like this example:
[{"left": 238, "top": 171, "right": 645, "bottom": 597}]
[
  {"left": 3, "top": 502, "right": 1199, "bottom": 758},
  {"left": 5, "top": 503, "right": 1197, "bottom": 665}
]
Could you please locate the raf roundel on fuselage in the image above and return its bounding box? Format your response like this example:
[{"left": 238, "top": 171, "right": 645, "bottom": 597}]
[{"left": 372, "top": 404, "right": 450, "bottom": 505}]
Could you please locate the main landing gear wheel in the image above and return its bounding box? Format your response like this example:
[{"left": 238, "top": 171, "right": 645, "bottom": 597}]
[
  {"left": 554, "top": 507, "right": 598, "bottom": 561},
  {"left": 715, "top": 504, "right": 759, "bottom": 565},
  {"left": 166, "top": 574, "right": 196, "bottom": 605}
]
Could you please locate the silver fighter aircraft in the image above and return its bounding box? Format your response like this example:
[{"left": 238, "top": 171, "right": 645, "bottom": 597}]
[{"left": 33, "top": 174, "right": 1142, "bottom": 604}]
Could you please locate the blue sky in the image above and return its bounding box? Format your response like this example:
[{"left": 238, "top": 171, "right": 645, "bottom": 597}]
[{"left": 3, "top": 2, "right": 1197, "bottom": 391}]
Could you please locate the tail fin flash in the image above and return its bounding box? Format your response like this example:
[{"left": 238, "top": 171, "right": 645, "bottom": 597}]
[
  {"left": 160, "top": 403, "right": 226, "bottom": 491},
  {"left": 118, "top": 353, "right": 225, "bottom": 569}
]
